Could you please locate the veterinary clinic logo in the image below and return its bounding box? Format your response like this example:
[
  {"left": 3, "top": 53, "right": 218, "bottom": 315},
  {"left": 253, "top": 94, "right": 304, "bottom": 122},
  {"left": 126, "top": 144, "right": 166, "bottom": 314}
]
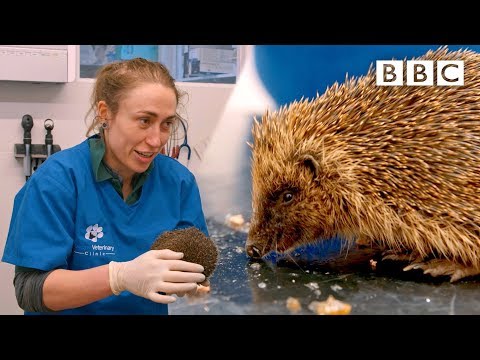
[
  {"left": 85, "top": 224, "right": 104, "bottom": 242},
  {"left": 376, "top": 60, "right": 464, "bottom": 86},
  {"left": 74, "top": 223, "right": 115, "bottom": 257}
]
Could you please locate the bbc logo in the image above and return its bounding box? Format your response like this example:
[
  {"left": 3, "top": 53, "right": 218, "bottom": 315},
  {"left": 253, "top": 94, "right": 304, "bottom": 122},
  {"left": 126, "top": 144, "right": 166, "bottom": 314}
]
[{"left": 376, "top": 60, "right": 464, "bottom": 86}]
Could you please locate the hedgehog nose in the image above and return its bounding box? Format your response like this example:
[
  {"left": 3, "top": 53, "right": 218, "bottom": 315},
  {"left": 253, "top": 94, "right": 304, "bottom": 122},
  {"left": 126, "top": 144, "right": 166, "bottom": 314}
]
[{"left": 246, "top": 245, "right": 262, "bottom": 258}]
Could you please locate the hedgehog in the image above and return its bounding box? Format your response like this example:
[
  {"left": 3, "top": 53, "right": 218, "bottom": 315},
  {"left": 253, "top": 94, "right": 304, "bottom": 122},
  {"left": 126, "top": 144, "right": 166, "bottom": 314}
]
[
  {"left": 151, "top": 227, "right": 219, "bottom": 279},
  {"left": 245, "top": 46, "right": 480, "bottom": 282}
]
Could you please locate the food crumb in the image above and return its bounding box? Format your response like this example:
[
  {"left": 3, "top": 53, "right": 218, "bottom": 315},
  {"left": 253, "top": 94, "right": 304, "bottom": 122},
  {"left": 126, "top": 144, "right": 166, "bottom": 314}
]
[
  {"left": 308, "top": 295, "right": 352, "bottom": 315},
  {"left": 330, "top": 284, "right": 343, "bottom": 292},
  {"left": 250, "top": 262, "right": 261, "bottom": 270},
  {"left": 286, "top": 297, "right": 302, "bottom": 313},
  {"left": 305, "top": 282, "right": 319, "bottom": 291},
  {"left": 225, "top": 213, "right": 249, "bottom": 231}
]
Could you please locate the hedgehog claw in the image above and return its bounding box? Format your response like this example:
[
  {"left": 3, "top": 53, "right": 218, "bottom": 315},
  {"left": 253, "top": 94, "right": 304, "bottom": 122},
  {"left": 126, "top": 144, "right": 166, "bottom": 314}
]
[
  {"left": 403, "top": 263, "right": 421, "bottom": 271},
  {"left": 403, "top": 258, "right": 480, "bottom": 282}
]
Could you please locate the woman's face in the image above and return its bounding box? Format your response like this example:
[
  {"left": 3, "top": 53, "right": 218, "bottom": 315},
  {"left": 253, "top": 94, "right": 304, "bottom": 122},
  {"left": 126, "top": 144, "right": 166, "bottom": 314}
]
[{"left": 100, "top": 82, "right": 177, "bottom": 181}]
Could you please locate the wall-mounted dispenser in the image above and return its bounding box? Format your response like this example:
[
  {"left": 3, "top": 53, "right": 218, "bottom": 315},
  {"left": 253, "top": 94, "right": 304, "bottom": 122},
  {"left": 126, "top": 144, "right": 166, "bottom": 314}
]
[
  {"left": 0, "top": 45, "right": 75, "bottom": 83},
  {"left": 14, "top": 114, "right": 61, "bottom": 181}
]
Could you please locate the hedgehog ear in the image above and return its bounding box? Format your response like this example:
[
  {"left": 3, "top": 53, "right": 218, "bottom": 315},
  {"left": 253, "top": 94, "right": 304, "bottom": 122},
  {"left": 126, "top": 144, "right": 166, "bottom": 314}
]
[{"left": 300, "top": 154, "right": 320, "bottom": 180}]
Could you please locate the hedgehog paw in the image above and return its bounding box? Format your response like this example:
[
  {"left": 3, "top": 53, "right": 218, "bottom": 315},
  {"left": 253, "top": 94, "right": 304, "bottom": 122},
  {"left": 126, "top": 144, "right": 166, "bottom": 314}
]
[
  {"left": 403, "top": 259, "right": 480, "bottom": 282},
  {"left": 382, "top": 250, "right": 422, "bottom": 263}
]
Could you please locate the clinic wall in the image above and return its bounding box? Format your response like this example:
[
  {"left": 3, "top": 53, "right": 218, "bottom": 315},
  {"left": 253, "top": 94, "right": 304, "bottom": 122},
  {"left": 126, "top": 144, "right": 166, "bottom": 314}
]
[{"left": 0, "top": 79, "right": 233, "bottom": 314}]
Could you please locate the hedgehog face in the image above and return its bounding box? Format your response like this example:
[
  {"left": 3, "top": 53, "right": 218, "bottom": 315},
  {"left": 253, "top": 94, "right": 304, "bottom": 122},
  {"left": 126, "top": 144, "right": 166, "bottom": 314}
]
[{"left": 246, "top": 153, "right": 339, "bottom": 259}]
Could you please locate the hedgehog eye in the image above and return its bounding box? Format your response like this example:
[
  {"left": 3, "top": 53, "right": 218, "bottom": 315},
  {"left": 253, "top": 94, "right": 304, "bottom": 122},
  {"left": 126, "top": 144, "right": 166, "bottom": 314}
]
[{"left": 283, "top": 191, "right": 294, "bottom": 204}]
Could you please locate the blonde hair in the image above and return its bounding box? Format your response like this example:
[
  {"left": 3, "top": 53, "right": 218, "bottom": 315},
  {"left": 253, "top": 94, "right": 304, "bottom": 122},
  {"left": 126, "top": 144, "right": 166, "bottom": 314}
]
[{"left": 84, "top": 57, "right": 187, "bottom": 136}]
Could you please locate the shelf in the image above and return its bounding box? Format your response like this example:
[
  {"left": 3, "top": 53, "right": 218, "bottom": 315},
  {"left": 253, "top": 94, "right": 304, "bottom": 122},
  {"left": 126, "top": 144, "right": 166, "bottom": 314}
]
[{"left": 177, "top": 74, "right": 236, "bottom": 84}]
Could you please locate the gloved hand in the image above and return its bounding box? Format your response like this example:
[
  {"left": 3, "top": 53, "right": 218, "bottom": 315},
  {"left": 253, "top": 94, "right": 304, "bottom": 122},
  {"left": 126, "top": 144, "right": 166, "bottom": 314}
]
[{"left": 108, "top": 249, "right": 206, "bottom": 304}]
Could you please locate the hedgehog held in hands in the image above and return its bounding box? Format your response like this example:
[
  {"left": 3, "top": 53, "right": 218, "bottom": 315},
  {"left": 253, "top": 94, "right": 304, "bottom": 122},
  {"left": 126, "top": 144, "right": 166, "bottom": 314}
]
[
  {"left": 245, "top": 47, "right": 480, "bottom": 282},
  {"left": 151, "top": 227, "right": 218, "bottom": 279}
]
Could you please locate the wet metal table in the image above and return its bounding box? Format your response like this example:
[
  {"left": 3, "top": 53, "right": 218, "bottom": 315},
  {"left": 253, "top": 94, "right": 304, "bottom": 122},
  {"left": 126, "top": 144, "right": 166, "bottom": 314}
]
[{"left": 169, "top": 219, "right": 480, "bottom": 315}]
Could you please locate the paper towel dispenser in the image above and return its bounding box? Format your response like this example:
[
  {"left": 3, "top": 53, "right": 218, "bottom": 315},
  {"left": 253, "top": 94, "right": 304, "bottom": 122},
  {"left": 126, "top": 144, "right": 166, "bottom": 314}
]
[{"left": 0, "top": 45, "right": 75, "bottom": 83}]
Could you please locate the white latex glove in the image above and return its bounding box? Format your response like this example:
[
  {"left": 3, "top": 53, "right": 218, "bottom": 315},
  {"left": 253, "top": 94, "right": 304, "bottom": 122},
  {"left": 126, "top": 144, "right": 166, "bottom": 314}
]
[{"left": 108, "top": 249, "right": 206, "bottom": 304}]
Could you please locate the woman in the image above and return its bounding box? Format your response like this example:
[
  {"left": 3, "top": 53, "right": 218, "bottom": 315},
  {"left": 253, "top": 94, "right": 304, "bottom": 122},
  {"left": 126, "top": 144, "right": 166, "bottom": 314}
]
[{"left": 3, "top": 58, "right": 208, "bottom": 315}]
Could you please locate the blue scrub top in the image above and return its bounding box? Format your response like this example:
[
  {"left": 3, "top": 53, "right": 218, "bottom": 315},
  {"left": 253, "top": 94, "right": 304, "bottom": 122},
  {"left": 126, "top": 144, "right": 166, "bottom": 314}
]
[{"left": 2, "top": 136, "right": 208, "bottom": 315}]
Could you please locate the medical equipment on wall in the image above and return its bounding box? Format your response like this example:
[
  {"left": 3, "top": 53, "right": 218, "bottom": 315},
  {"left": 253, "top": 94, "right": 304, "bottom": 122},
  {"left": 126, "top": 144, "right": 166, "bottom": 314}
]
[
  {"left": 20, "top": 114, "right": 33, "bottom": 181},
  {"left": 177, "top": 117, "right": 191, "bottom": 163},
  {"left": 14, "top": 114, "right": 61, "bottom": 182},
  {"left": 44, "top": 118, "right": 54, "bottom": 157},
  {"left": 164, "top": 116, "right": 191, "bottom": 167}
]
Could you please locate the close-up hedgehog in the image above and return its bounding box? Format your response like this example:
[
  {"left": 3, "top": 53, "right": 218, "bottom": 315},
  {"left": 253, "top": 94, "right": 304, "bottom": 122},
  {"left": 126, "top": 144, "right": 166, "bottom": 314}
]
[
  {"left": 151, "top": 227, "right": 219, "bottom": 280},
  {"left": 246, "top": 46, "right": 480, "bottom": 282}
]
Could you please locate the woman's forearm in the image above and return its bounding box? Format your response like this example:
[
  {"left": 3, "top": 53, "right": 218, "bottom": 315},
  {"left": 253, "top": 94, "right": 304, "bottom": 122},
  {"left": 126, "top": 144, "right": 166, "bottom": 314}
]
[{"left": 43, "top": 264, "right": 113, "bottom": 311}]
